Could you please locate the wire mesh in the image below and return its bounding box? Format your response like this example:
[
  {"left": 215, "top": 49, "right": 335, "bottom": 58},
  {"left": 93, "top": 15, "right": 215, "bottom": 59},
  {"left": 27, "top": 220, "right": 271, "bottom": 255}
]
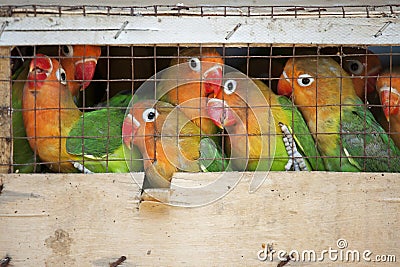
[
  {"left": 4, "top": 43, "right": 400, "bottom": 180},
  {"left": 1, "top": 4, "right": 399, "bottom": 18}
]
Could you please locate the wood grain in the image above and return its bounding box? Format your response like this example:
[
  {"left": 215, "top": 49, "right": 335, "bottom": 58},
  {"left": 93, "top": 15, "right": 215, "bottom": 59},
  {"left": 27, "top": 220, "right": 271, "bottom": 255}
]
[
  {"left": 0, "top": 47, "right": 11, "bottom": 173},
  {"left": 0, "top": 172, "right": 399, "bottom": 266},
  {"left": 1, "top": 17, "right": 399, "bottom": 46}
]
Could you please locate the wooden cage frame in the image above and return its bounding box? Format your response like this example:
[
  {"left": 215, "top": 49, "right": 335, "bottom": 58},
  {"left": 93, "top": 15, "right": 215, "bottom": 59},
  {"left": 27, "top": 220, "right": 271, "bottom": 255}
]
[{"left": 0, "top": 2, "right": 400, "bottom": 266}]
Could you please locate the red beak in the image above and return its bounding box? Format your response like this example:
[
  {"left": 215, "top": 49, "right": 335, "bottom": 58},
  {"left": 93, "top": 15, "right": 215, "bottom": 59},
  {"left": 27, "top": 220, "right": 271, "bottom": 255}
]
[
  {"left": 122, "top": 113, "right": 140, "bottom": 148},
  {"left": 206, "top": 98, "right": 236, "bottom": 129},
  {"left": 203, "top": 65, "right": 223, "bottom": 97},
  {"left": 27, "top": 54, "right": 53, "bottom": 90},
  {"left": 74, "top": 58, "right": 97, "bottom": 90},
  {"left": 379, "top": 86, "right": 400, "bottom": 121},
  {"left": 277, "top": 71, "right": 293, "bottom": 97}
]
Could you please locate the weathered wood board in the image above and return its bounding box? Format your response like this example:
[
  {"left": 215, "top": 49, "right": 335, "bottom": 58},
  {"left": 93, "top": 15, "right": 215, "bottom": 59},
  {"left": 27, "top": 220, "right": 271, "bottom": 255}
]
[
  {"left": 0, "top": 47, "right": 11, "bottom": 174},
  {"left": 0, "top": 172, "right": 399, "bottom": 266},
  {"left": 1, "top": 16, "right": 399, "bottom": 46}
]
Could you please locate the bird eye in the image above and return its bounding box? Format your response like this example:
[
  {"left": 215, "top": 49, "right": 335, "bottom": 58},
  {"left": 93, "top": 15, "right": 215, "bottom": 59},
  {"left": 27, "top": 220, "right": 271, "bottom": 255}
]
[
  {"left": 297, "top": 74, "right": 314, "bottom": 87},
  {"left": 56, "top": 67, "right": 67, "bottom": 85},
  {"left": 345, "top": 60, "right": 364, "bottom": 75},
  {"left": 188, "top": 57, "right": 201, "bottom": 72},
  {"left": 142, "top": 108, "right": 159, "bottom": 122},
  {"left": 223, "top": 79, "right": 237, "bottom": 95},
  {"left": 61, "top": 45, "right": 74, "bottom": 57}
]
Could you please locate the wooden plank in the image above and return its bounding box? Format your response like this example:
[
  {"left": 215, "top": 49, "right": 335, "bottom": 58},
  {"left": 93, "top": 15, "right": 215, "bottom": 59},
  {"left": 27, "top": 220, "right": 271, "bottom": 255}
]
[
  {"left": 0, "top": 47, "right": 11, "bottom": 173},
  {"left": 0, "top": 172, "right": 399, "bottom": 266},
  {"left": 0, "top": 16, "right": 399, "bottom": 46}
]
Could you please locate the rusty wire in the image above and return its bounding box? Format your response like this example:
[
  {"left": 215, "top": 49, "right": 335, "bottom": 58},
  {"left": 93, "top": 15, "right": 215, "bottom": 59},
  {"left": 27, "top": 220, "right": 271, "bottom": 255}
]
[{"left": 6, "top": 44, "right": 400, "bottom": 172}]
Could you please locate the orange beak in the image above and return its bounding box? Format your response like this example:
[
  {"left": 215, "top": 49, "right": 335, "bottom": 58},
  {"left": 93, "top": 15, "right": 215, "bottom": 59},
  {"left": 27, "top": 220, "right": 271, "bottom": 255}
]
[
  {"left": 206, "top": 98, "right": 236, "bottom": 129},
  {"left": 379, "top": 86, "right": 400, "bottom": 121},
  {"left": 203, "top": 65, "right": 223, "bottom": 97},
  {"left": 27, "top": 54, "right": 53, "bottom": 91},
  {"left": 277, "top": 71, "right": 293, "bottom": 97},
  {"left": 74, "top": 58, "right": 98, "bottom": 90},
  {"left": 122, "top": 113, "right": 141, "bottom": 148}
]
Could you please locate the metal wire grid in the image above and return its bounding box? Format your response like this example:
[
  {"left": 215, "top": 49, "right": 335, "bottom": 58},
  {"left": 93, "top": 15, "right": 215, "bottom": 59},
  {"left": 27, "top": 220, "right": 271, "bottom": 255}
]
[
  {"left": 7, "top": 44, "right": 400, "bottom": 173},
  {"left": 1, "top": 4, "right": 399, "bottom": 18}
]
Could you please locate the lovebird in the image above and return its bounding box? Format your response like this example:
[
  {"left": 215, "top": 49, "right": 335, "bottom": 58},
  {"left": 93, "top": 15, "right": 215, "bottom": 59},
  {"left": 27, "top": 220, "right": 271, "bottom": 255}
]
[
  {"left": 22, "top": 54, "right": 142, "bottom": 173},
  {"left": 206, "top": 71, "right": 324, "bottom": 171},
  {"left": 157, "top": 48, "right": 223, "bottom": 138},
  {"left": 277, "top": 56, "right": 400, "bottom": 172},
  {"left": 12, "top": 45, "right": 100, "bottom": 173},
  {"left": 376, "top": 67, "right": 400, "bottom": 149},
  {"left": 122, "top": 100, "right": 229, "bottom": 188}
]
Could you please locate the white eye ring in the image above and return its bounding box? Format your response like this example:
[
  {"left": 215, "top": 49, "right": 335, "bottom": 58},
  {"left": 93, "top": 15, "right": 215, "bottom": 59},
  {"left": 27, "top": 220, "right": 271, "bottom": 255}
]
[
  {"left": 56, "top": 67, "right": 67, "bottom": 85},
  {"left": 345, "top": 60, "right": 364, "bottom": 76},
  {"left": 188, "top": 57, "right": 201, "bottom": 72},
  {"left": 297, "top": 74, "right": 314, "bottom": 87},
  {"left": 223, "top": 79, "right": 237, "bottom": 95},
  {"left": 61, "top": 45, "right": 74, "bottom": 57},
  {"left": 142, "top": 108, "right": 158, "bottom": 122}
]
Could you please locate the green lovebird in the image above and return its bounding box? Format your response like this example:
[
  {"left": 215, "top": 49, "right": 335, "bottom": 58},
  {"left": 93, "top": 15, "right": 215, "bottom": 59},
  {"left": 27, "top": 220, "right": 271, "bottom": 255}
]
[
  {"left": 122, "top": 100, "right": 230, "bottom": 189},
  {"left": 278, "top": 56, "right": 400, "bottom": 172},
  {"left": 206, "top": 71, "right": 324, "bottom": 171}
]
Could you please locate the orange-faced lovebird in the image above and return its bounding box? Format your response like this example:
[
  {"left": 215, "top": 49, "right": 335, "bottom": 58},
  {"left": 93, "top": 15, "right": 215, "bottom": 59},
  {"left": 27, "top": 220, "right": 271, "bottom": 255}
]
[
  {"left": 277, "top": 56, "right": 400, "bottom": 172},
  {"left": 376, "top": 67, "right": 400, "bottom": 149},
  {"left": 207, "top": 71, "right": 324, "bottom": 171},
  {"left": 157, "top": 48, "right": 223, "bottom": 138},
  {"left": 122, "top": 100, "right": 229, "bottom": 189},
  {"left": 12, "top": 45, "right": 100, "bottom": 173},
  {"left": 22, "top": 54, "right": 140, "bottom": 173}
]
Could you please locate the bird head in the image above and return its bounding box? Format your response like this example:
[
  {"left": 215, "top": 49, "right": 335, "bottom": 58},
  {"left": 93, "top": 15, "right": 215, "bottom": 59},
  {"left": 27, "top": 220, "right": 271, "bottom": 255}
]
[
  {"left": 376, "top": 72, "right": 400, "bottom": 121},
  {"left": 123, "top": 104, "right": 157, "bottom": 149},
  {"left": 27, "top": 54, "right": 67, "bottom": 94},
  {"left": 278, "top": 57, "right": 355, "bottom": 107},
  {"left": 170, "top": 48, "right": 224, "bottom": 98},
  {"left": 123, "top": 100, "right": 174, "bottom": 150},
  {"left": 60, "top": 45, "right": 101, "bottom": 91}
]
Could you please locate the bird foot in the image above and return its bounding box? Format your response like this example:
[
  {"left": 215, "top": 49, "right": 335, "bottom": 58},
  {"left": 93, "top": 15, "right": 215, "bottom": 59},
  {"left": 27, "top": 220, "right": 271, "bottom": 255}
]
[
  {"left": 73, "top": 162, "right": 94, "bottom": 174},
  {"left": 278, "top": 122, "right": 308, "bottom": 171}
]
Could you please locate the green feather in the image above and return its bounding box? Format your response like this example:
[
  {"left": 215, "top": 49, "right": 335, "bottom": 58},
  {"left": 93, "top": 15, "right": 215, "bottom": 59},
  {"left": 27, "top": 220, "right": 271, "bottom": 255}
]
[
  {"left": 67, "top": 93, "right": 143, "bottom": 173},
  {"left": 277, "top": 95, "right": 325, "bottom": 171},
  {"left": 199, "top": 136, "right": 231, "bottom": 172},
  {"left": 341, "top": 98, "right": 400, "bottom": 172}
]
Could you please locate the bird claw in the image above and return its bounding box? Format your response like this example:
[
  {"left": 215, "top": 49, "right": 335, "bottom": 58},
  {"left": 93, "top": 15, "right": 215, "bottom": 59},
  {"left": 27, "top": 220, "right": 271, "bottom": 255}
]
[
  {"left": 279, "top": 122, "right": 308, "bottom": 171},
  {"left": 73, "top": 162, "right": 94, "bottom": 174}
]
